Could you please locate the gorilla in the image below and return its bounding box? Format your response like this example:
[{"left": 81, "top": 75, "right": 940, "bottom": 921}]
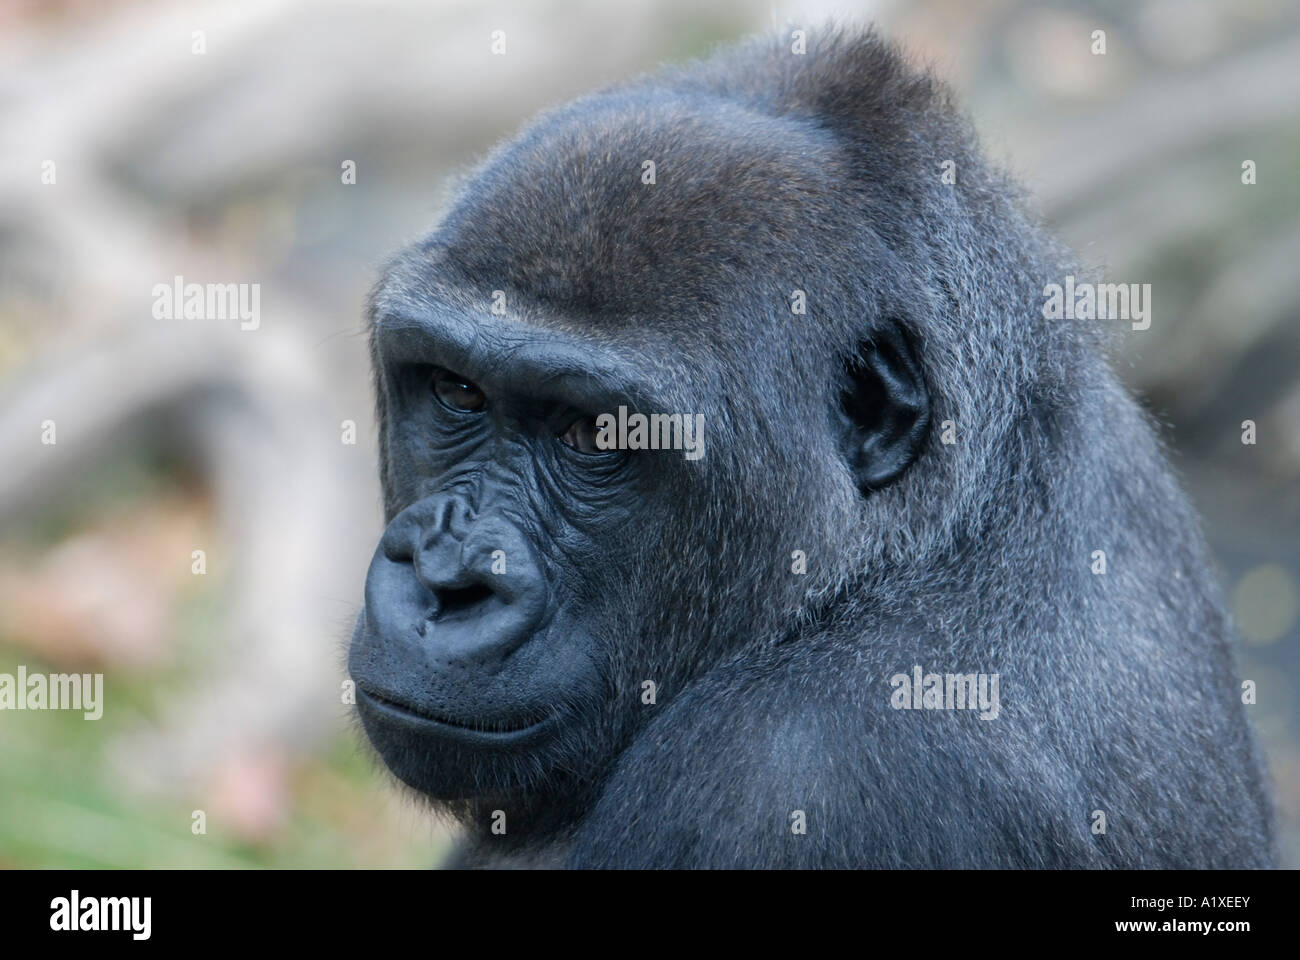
[{"left": 348, "top": 28, "right": 1275, "bottom": 868}]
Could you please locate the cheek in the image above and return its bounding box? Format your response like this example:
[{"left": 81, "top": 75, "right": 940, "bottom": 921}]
[{"left": 542, "top": 506, "right": 660, "bottom": 603}]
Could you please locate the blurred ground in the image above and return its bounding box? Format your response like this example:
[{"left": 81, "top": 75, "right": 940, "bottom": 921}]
[{"left": 1, "top": 0, "right": 1296, "bottom": 867}]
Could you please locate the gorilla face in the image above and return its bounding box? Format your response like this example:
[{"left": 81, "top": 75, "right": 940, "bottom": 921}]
[
  {"left": 349, "top": 322, "right": 657, "bottom": 799},
  {"left": 350, "top": 313, "right": 928, "bottom": 804}
]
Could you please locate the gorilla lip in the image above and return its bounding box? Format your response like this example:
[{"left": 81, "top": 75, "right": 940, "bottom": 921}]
[{"left": 356, "top": 687, "right": 555, "bottom": 741}]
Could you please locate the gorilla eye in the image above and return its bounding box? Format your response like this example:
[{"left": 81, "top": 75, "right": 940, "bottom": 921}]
[
  {"left": 431, "top": 368, "right": 486, "bottom": 413},
  {"left": 560, "top": 416, "right": 605, "bottom": 455}
]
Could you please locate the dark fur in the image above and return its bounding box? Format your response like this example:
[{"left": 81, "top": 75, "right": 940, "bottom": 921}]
[{"left": 357, "top": 28, "right": 1274, "bottom": 868}]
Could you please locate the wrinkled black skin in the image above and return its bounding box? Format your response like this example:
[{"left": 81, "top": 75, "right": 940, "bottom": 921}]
[{"left": 349, "top": 29, "right": 1275, "bottom": 868}]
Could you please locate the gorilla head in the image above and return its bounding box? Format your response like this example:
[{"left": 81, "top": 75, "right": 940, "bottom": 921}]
[
  {"left": 351, "top": 51, "right": 928, "bottom": 795},
  {"left": 349, "top": 29, "right": 1273, "bottom": 868}
]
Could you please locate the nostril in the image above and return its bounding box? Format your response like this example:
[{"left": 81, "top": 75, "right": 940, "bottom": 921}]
[{"left": 433, "top": 582, "right": 495, "bottom": 619}]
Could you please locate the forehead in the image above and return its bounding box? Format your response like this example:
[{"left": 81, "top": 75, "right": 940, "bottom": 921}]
[{"left": 405, "top": 88, "right": 846, "bottom": 327}]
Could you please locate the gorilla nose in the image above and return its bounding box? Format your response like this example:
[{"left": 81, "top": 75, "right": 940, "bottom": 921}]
[
  {"left": 411, "top": 526, "right": 534, "bottom": 614},
  {"left": 366, "top": 497, "right": 550, "bottom": 669}
]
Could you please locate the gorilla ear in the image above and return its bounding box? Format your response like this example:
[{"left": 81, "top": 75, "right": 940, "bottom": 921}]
[{"left": 837, "top": 327, "right": 930, "bottom": 492}]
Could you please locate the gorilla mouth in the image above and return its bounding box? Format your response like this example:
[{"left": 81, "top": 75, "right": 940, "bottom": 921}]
[{"left": 358, "top": 687, "right": 552, "bottom": 736}]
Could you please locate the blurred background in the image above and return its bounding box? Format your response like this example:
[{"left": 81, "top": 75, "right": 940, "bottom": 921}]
[{"left": 0, "top": 0, "right": 1296, "bottom": 868}]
